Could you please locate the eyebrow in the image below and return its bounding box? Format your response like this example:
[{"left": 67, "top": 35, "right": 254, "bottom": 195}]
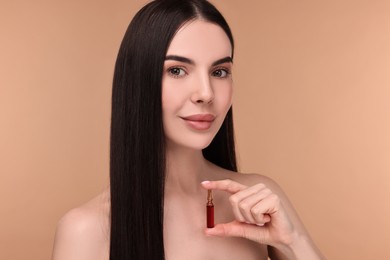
[{"left": 165, "top": 55, "right": 233, "bottom": 66}]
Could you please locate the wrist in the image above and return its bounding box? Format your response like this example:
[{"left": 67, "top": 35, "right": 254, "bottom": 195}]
[{"left": 274, "top": 232, "right": 324, "bottom": 260}]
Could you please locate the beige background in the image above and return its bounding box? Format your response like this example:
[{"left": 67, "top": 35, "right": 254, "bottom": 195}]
[{"left": 1, "top": 0, "right": 389, "bottom": 259}]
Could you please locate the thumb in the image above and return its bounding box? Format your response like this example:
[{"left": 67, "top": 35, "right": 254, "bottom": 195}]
[{"left": 204, "top": 220, "right": 270, "bottom": 244}]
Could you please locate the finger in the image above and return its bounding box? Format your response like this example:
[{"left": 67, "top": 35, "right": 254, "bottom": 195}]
[
  {"left": 236, "top": 188, "right": 272, "bottom": 224},
  {"left": 230, "top": 185, "right": 265, "bottom": 223},
  {"left": 201, "top": 179, "right": 247, "bottom": 194},
  {"left": 229, "top": 183, "right": 267, "bottom": 223},
  {"left": 204, "top": 220, "right": 248, "bottom": 238},
  {"left": 252, "top": 211, "right": 271, "bottom": 225},
  {"left": 204, "top": 220, "right": 269, "bottom": 245},
  {"left": 251, "top": 194, "right": 280, "bottom": 223},
  {"left": 231, "top": 201, "right": 246, "bottom": 223}
]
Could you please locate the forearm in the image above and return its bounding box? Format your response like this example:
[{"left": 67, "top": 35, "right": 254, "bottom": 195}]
[{"left": 268, "top": 233, "right": 325, "bottom": 260}]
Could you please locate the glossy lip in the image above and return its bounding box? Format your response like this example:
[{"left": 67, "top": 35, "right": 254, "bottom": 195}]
[{"left": 180, "top": 114, "right": 216, "bottom": 130}]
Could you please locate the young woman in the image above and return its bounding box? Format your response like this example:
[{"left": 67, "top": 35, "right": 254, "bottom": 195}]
[{"left": 52, "top": 0, "right": 325, "bottom": 259}]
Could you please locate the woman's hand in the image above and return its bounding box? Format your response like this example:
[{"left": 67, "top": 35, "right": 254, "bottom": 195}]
[
  {"left": 201, "top": 179, "right": 296, "bottom": 246},
  {"left": 201, "top": 179, "right": 325, "bottom": 260}
]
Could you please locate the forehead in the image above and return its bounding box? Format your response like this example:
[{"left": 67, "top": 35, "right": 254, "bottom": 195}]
[{"left": 166, "top": 20, "right": 232, "bottom": 60}]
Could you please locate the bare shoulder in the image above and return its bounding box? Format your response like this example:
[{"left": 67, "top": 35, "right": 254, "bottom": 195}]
[
  {"left": 52, "top": 189, "right": 110, "bottom": 260},
  {"left": 215, "top": 168, "right": 285, "bottom": 195},
  {"left": 230, "top": 172, "right": 280, "bottom": 188}
]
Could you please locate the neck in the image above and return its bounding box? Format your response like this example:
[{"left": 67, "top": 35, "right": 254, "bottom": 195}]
[{"left": 165, "top": 143, "right": 210, "bottom": 196}]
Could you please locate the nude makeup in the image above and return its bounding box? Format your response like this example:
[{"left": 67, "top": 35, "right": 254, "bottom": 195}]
[
  {"left": 207, "top": 190, "right": 214, "bottom": 228},
  {"left": 181, "top": 114, "right": 215, "bottom": 131}
]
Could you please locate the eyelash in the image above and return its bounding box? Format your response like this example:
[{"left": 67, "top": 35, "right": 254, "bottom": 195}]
[
  {"left": 167, "top": 66, "right": 187, "bottom": 78},
  {"left": 212, "top": 67, "right": 231, "bottom": 78},
  {"left": 167, "top": 66, "right": 231, "bottom": 79}
]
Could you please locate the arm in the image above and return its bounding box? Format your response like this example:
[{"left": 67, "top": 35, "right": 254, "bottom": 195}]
[
  {"left": 51, "top": 207, "right": 108, "bottom": 260},
  {"left": 201, "top": 177, "right": 325, "bottom": 260}
]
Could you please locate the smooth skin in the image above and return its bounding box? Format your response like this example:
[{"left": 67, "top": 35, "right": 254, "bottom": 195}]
[{"left": 52, "top": 20, "right": 325, "bottom": 260}]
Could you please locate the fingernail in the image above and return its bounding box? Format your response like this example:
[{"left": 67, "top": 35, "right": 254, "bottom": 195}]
[{"left": 201, "top": 180, "right": 210, "bottom": 185}]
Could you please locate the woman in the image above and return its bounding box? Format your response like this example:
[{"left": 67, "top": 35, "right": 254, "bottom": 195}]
[{"left": 52, "top": 0, "right": 325, "bottom": 259}]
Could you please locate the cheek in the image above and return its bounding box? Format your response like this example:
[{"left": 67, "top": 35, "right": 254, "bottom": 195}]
[
  {"left": 161, "top": 77, "right": 170, "bottom": 109},
  {"left": 214, "top": 81, "right": 233, "bottom": 111},
  {"left": 162, "top": 94, "right": 182, "bottom": 117},
  {"left": 162, "top": 81, "right": 177, "bottom": 114},
  {"left": 161, "top": 78, "right": 189, "bottom": 113}
]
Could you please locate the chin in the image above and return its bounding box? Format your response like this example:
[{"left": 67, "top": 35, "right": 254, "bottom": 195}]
[
  {"left": 166, "top": 133, "right": 216, "bottom": 151},
  {"left": 189, "top": 138, "right": 214, "bottom": 150}
]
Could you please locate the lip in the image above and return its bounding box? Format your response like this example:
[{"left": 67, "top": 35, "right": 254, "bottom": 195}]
[
  {"left": 180, "top": 114, "right": 216, "bottom": 130},
  {"left": 181, "top": 114, "right": 216, "bottom": 121}
]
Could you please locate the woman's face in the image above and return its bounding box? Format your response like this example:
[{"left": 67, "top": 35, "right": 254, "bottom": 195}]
[{"left": 162, "top": 20, "right": 233, "bottom": 150}]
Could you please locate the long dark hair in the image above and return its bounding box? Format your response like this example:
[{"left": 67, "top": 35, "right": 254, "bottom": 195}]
[{"left": 109, "top": 0, "right": 236, "bottom": 259}]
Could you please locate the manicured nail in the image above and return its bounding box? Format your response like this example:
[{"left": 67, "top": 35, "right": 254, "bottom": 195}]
[{"left": 201, "top": 180, "right": 211, "bottom": 185}]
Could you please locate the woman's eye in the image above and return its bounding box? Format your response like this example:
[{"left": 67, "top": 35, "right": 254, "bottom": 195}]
[
  {"left": 212, "top": 68, "right": 230, "bottom": 78},
  {"left": 168, "top": 67, "right": 186, "bottom": 77}
]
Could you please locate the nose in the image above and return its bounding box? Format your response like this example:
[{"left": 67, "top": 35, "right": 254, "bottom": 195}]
[{"left": 191, "top": 73, "right": 214, "bottom": 104}]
